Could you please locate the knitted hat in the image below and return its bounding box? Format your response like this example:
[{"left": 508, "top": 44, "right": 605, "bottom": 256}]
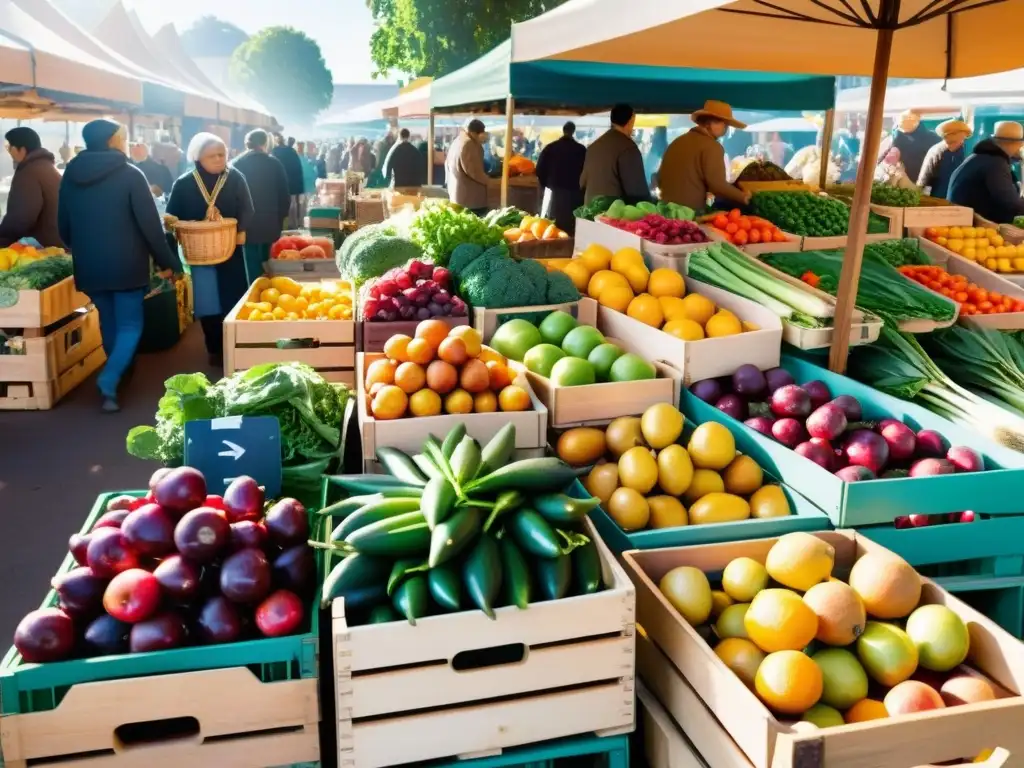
[{"left": 82, "top": 119, "right": 121, "bottom": 150}]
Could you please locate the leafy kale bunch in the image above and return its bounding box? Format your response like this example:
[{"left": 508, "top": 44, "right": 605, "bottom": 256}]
[
  {"left": 750, "top": 191, "right": 891, "bottom": 237},
  {"left": 410, "top": 202, "right": 505, "bottom": 265}
]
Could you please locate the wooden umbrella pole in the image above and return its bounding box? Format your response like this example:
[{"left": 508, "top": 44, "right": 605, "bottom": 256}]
[
  {"left": 828, "top": 23, "right": 895, "bottom": 373},
  {"left": 427, "top": 111, "right": 435, "bottom": 186},
  {"left": 501, "top": 95, "right": 515, "bottom": 208},
  {"left": 818, "top": 109, "right": 835, "bottom": 189}
]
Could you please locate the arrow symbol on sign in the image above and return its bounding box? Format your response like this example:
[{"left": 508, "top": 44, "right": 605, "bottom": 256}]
[{"left": 218, "top": 440, "right": 245, "bottom": 460}]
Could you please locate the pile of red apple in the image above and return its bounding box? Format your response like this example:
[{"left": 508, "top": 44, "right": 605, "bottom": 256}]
[
  {"left": 363, "top": 260, "right": 468, "bottom": 322},
  {"left": 13, "top": 468, "right": 313, "bottom": 664}
]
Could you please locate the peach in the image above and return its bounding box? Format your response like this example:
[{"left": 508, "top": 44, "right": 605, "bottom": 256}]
[
  {"left": 460, "top": 359, "right": 490, "bottom": 393},
  {"left": 394, "top": 362, "right": 426, "bottom": 394},
  {"left": 426, "top": 360, "right": 458, "bottom": 394},
  {"left": 438, "top": 337, "right": 469, "bottom": 366},
  {"left": 884, "top": 680, "right": 945, "bottom": 716}
]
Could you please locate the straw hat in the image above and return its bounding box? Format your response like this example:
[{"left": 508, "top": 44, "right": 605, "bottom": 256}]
[
  {"left": 993, "top": 121, "right": 1024, "bottom": 141},
  {"left": 937, "top": 119, "right": 972, "bottom": 138},
  {"left": 691, "top": 100, "right": 746, "bottom": 129}
]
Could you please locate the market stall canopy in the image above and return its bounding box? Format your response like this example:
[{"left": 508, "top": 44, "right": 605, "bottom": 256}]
[
  {"left": 836, "top": 80, "right": 960, "bottom": 114},
  {"left": 429, "top": 39, "right": 836, "bottom": 114},
  {"left": 0, "top": 29, "right": 31, "bottom": 87},
  {"left": 510, "top": 0, "right": 1024, "bottom": 79},
  {"left": 383, "top": 81, "right": 432, "bottom": 120},
  {"left": 0, "top": 0, "right": 141, "bottom": 106}
]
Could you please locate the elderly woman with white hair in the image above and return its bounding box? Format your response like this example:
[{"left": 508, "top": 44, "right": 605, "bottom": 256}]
[{"left": 167, "top": 132, "right": 254, "bottom": 365}]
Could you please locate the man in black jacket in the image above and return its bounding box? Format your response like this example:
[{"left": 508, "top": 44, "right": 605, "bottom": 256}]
[
  {"left": 949, "top": 121, "right": 1024, "bottom": 224},
  {"left": 271, "top": 133, "right": 305, "bottom": 227},
  {"left": 129, "top": 142, "right": 174, "bottom": 197},
  {"left": 381, "top": 128, "right": 425, "bottom": 188},
  {"left": 536, "top": 122, "right": 587, "bottom": 234},
  {"left": 233, "top": 129, "right": 291, "bottom": 282},
  {"left": 59, "top": 119, "right": 180, "bottom": 412},
  {"left": 0, "top": 127, "right": 62, "bottom": 247}
]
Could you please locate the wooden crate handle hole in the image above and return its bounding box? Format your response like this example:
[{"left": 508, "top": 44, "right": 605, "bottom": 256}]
[{"left": 451, "top": 642, "right": 527, "bottom": 672}]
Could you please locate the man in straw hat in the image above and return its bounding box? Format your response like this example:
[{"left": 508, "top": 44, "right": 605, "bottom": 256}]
[
  {"left": 658, "top": 100, "right": 751, "bottom": 213},
  {"left": 918, "top": 119, "right": 973, "bottom": 200},
  {"left": 877, "top": 110, "right": 938, "bottom": 184},
  {"left": 949, "top": 122, "right": 1024, "bottom": 224}
]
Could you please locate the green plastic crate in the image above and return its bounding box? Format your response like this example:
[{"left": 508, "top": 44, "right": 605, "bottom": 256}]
[
  {"left": 862, "top": 515, "right": 1024, "bottom": 637},
  {"left": 431, "top": 733, "right": 629, "bottom": 768},
  {"left": 681, "top": 354, "right": 1024, "bottom": 528},
  {"left": 0, "top": 491, "right": 328, "bottom": 766}
]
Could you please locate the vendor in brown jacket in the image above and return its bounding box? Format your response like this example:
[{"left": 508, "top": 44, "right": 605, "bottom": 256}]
[
  {"left": 0, "top": 127, "right": 63, "bottom": 248},
  {"left": 658, "top": 101, "right": 751, "bottom": 213}
]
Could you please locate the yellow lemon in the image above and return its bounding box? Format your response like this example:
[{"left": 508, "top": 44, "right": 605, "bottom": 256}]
[
  {"left": 587, "top": 269, "right": 630, "bottom": 300},
  {"left": 976, "top": 237, "right": 989, "bottom": 249},
  {"left": 962, "top": 248, "right": 976, "bottom": 261},
  {"left": 277, "top": 294, "right": 297, "bottom": 312},
  {"left": 270, "top": 276, "right": 302, "bottom": 297},
  {"left": 286, "top": 312, "right": 300, "bottom": 321},
  {"left": 998, "top": 258, "right": 1013, "bottom": 272},
  {"left": 936, "top": 236, "right": 948, "bottom": 246},
  {"left": 1017, "top": 243, "right": 1024, "bottom": 256},
  {"left": 949, "top": 226, "right": 963, "bottom": 239},
  {"left": 598, "top": 284, "right": 634, "bottom": 313},
  {"left": 620, "top": 262, "right": 650, "bottom": 293},
  {"left": 271, "top": 306, "right": 287, "bottom": 320},
  {"left": 1013, "top": 258, "right": 1024, "bottom": 272},
  {"left": 293, "top": 296, "right": 309, "bottom": 312},
  {"left": 679, "top": 293, "right": 717, "bottom": 326},
  {"left": 610, "top": 247, "right": 645, "bottom": 273},
  {"left": 946, "top": 238, "right": 964, "bottom": 254},
  {"left": 255, "top": 301, "right": 273, "bottom": 313},
  {"left": 579, "top": 243, "right": 613, "bottom": 273},
  {"left": 986, "top": 258, "right": 998, "bottom": 270},
  {"left": 991, "top": 233, "right": 1005, "bottom": 246},
  {"left": 562, "top": 260, "right": 592, "bottom": 292},
  {"left": 705, "top": 310, "right": 743, "bottom": 338},
  {"left": 647, "top": 268, "right": 686, "bottom": 298},
  {"left": 658, "top": 295, "right": 688, "bottom": 321},
  {"left": 260, "top": 287, "right": 281, "bottom": 304},
  {"left": 626, "top": 293, "right": 665, "bottom": 328},
  {"left": 987, "top": 228, "right": 1000, "bottom": 239},
  {"left": 963, "top": 226, "right": 976, "bottom": 238},
  {"left": 663, "top": 318, "right": 705, "bottom": 341},
  {"left": 248, "top": 309, "right": 263, "bottom": 321}
]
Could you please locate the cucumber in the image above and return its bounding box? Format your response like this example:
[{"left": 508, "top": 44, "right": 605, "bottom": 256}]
[
  {"left": 345, "top": 513, "right": 430, "bottom": 556},
  {"left": 463, "top": 534, "right": 503, "bottom": 619},
  {"left": 499, "top": 536, "right": 532, "bottom": 610},
  {"left": 428, "top": 563, "right": 463, "bottom": 612},
  {"left": 429, "top": 507, "right": 482, "bottom": 567},
  {"left": 413, "top": 453, "right": 443, "bottom": 481},
  {"left": 368, "top": 604, "right": 400, "bottom": 624},
  {"left": 441, "top": 424, "right": 467, "bottom": 460},
  {"left": 508, "top": 508, "right": 562, "bottom": 559},
  {"left": 421, "top": 475, "right": 458, "bottom": 529},
  {"left": 465, "top": 458, "right": 583, "bottom": 495},
  {"left": 332, "top": 497, "right": 422, "bottom": 541},
  {"left": 536, "top": 554, "right": 572, "bottom": 601},
  {"left": 320, "top": 553, "right": 392, "bottom": 608},
  {"left": 387, "top": 559, "right": 429, "bottom": 596},
  {"left": 329, "top": 474, "right": 424, "bottom": 495},
  {"left": 376, "top": 446, "right": 429, "bottom": 486},
  {"left": 449, "top": 436, "right": 482, "bottom": 486},
  {"left": 392, "top": 573, "right": 430, "bottom": 625},
  {"left": 477, "top": 423, "right": 516, "bottom": 479},
  {"left": 533, "top": 493, "right": 601, "bottom": 525},
  {"left": 424, "top": 439, "right": 459, "bottom": 488},
  {"left": 572, "top": 538, "right": 602, "bottom": 595}
]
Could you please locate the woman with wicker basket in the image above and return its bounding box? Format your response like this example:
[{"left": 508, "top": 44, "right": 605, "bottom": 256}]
[{"left": 166, "top": 133, "right": 254, "bottom": 366}]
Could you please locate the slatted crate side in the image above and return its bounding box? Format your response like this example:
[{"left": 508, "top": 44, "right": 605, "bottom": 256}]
[
  {"left": 0, "top": 278, "right": 90, "bottom": 331},
  {"left": 0, "top": 346, "right": 105, "bottom": 411},
  {"left": 638, "top": 683, "right": 712, "bottom": 768},
  {"left": 0, "top": 308, "right": 103, "bottom": 384}
]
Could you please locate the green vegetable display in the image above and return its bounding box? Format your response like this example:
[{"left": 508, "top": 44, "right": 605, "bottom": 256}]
[
  {"left": 317, "top": 424, "right": 601, "bottom": 624},
  {"left": 604, "top": 199, "right": 694, "bottom": 222},
  {"left": 447, "top": 242, "right": 580, "bottom": 310},
  {"left": 0, "top": 256, "right": 74, "bottom": 305},
  {"left": 335, "top": 222, "right": 423, "bottom": 285},
  {"left": 410, "top": 202, "right": 505, "bottom": 265},
  {"left": 831, "top": 183, "right": 922, "bottom": 208},
  {"left": 573, "top": 195, "right": 618, "bottom": 221},
  {"left": 750, "top": 191, "right": 891, "bottom": 237},
  {"left": 864, "top": 239, "right": 933, "bottom": 268},
  {"left": 484, "top": 207, "right": 526, "bottom": 229},
  {"left": 921, "top": 326, "right": 1024, "bottom": 419}
]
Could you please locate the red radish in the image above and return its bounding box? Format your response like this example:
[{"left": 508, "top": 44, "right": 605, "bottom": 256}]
[
  {"left": 130, "top": 612, "right": 187, "bottom": 653},
  {"left": 795, "top": 441, "right": 834, "bottom": 470},
  {"left": 947, "top": 446, "right": 983, "bottom": 473},
  {"left": 14, "top": 608, "right": 75, "bottom": 663},
  {"left": 910, "top": 458, "right": 956, "bottom": 477},
  {"left": 894, "top": 516, "right": 912, "bottom": 529},
  {"left": 959, "top": 511, "right": 976, "bottom": 523},
  {"left": 86, "top": 528, "right": 140, "bottom": 577},
  {"left": 835, "top": 465, "right": 875, "bottom": 482},
  {"left": 103, "top": 569, "right": 162, "bottom": 624},
  {"left": 772, "top": 418, "right": 807, "bottom": 448},
  {"left": 770, "top": 385, "right": 811, "bottom": 418},
  {"left": 255, "top": 590, "right": 305, "bottom": 637},
  {"left": 744, "top": 416, "right": 775, "bottom": 437},
  {"left": 806, "top": 403, "right": 847, "bottom": 441},
  {"left": 153, "top": 467, "right": 208, "bottom": 515},
  {"left": 829, "top": 395, "right": 863, "bottom": 421},
  {"left": 52, "top": 567, "right": 108, "bottom": 618},
  {"left": 878, "top": 419, "right": 917, "bottom": 461},
  {"left": 153, "top": 555, "right": 201, "bottom": 602},
  {"left": 908, "top": 514, "right": 932, "bottom": 528},
  {"left": 121, "top": 504, "right": 176, "bottom": 557},
  {"left": 802, "top": 380, "right": 832, "bottom": 409},
  {"left": 915, "top": 429, "right": 949, "bottom": 458},
  {"left": 843, "top": 430, "right": 890, "bottom": 474}
]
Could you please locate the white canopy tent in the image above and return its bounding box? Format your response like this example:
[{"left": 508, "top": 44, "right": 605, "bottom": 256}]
[
  {"left": 383, "top": 82, "right": 432, "bottom": 120},
  {"left": 0, "top": 29, "right": 31, "bottom": 88}
]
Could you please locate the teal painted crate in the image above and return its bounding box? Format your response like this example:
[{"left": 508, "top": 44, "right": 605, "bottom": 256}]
[
  {"left": 0, "top": 491, "right": 323, "bottom": 768},
  {"left": 681, "top": 354, "right": 1024, "bottom": 528},
  {"left": 862, "top": 515, "right": 1024, "bottom": 637},
  {"left": 430, "top": 734, "right": 628, "bottom": 768}
]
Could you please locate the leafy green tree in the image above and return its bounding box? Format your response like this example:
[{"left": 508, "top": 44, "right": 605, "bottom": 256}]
[
  {"left": 367, "top": 0, "right": 567, "bottom": 78},
  {"left": 180, "top": 16, "right": 249, "bottom": 58},
  {"left": 230, "top": 27, "right": 334, "bottom": 123}
]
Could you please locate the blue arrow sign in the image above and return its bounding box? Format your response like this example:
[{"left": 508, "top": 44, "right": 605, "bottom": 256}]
[{"left": 184, "top": 415, "right": 282, "bottom": 498}]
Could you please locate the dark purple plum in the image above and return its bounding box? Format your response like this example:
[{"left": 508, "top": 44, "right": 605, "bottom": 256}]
[
  {"left": 806, "top": 403, "right": 848, "bottom": 441},
  {"left": 69, "top": 532, "right": 93, "bottom": 566},
  {"left": 878, "top": 419, "right": 917, "bottom": 462},
  {"left": 915, "top": 429, "right": 949, "bottom": 458},
  {"left": 83, "top": 614, "right": 130, "bottom": 657},
  {"left": 689, "top": 379, "right": 722, "bottom": 404},
  {"left": 153, "top": 555, "right": 202, "bottom": 602},
  {"left": 228, "top": 521, "right": 269, "bottom": 553},
  {"left": 52, "top": 567, "right": 108, "bottom": 618},
  {"left": 121, "top": 504, "right": 176, "bottom": 557},
  {"left": 829, "top": 395, "right": 863, "bottom": 422},
  {"left": 174, "top": 508, "right": 229, "bottom": 563},
  {"left": 802, "top": 380, "right": 832, "bottom": 409},
  {"left": 714, "top": 394, "right": 747, "bottom": 420},
  {"left": 731, "top": 365, "right": 767, "bottom": 399},
  {"left": 223, "top": 476, "right": 264, "bottom": 523},
  {"left": 947, "top": 446, "right": 984, "bottom": 473},
  {"left": 795, "top": 441, "right": 834, "bottom": 470},
  {"left": 910, "top": 458, "right": 957, "bottom": 477},
  {"left": 154, "top": 467, "right": 208, "bottom": 515},
  {"left": 744, "top": 415, "right": 776, "bottom": 437},
  {"left": 770, "top": 385, "right": 811, "bottom": 419},
  {"left": 843, "top": 430, "right": 890, "bottom": 474},
  {"left": 263, "top": 499, "right": 308, "bottom": 547},
  {"left": 14, "top": 608, "right": 75, "bottom": 663},
  {"left": 195, "top": 596, "right": 244, "bottom": 645},
  {"left": 835, "top": 465, "right": 875, "bottom": 482},
  {"left": 764, "top": 367, "right": 795, "bottom": 394},
  {"left": 772, "top": 418, "right": 807, "bottom": 448},
  {"left": 220, "top": 548, "right": 272, "bottom": 604},
  {"left": 129, "top": 612, "right": 187, "bottom": 653},
  {"left": 86, "top": 528, "right": 140, "bottom": 577},
  {"left": 272, "top": 545, "right": 315, "bottom": 595}
]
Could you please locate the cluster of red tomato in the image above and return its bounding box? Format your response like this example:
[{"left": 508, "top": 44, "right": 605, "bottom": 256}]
[
  {"left": 898, "top": 265, "right": 1024, "bottom": 316},
  {"left": 708, "top": 209, "right": 790, "bottom": 247}
]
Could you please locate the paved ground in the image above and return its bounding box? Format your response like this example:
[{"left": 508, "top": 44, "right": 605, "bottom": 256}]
[{"left": 0, "top": 324, "right": 215, "bottom": 645}]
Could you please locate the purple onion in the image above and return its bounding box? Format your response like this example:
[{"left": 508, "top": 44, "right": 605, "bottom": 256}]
[
  {"left": 796, "top": 441, "right": 835, "bottom": 470},
  {"left": 732, "top": 365, "right": 767, "bottom": 399},
  {"left": 915, "top": 429, "right": 949, "bottom": 458},
  {"left": 947, "top": 446, "right": 984, "bottom": 473},
  {"left": 715, "top": 394, "right": 747, "bottom": 420},
  {"left": 843, "top": 429, "right": 890, "bottom": 474},
  {"left": 910, "top": 457, "right": 957, "bottom": 477},
  {"left": 770, "top": 385, "right": 812, "bottom": 419},
  {"left": 764, "top": 367, "right": 796, "bottom": 394},
  {"left": 829, "top": 395, "right": 862, "bottom": 421},
  {"left": 690, "top": 379, "right": 722, "bottom": 405},
  {"left": 878, "top": 419, "right": 917, "bottom": 461},
  {"left": 806, "top": 403, "right": 848, "bottom": 441},
  {"left": 836, "top": 465, "right": 875, "bottom": 482},
  {"left": 803, "top": 380, "right": 832, "bottom": 409}
]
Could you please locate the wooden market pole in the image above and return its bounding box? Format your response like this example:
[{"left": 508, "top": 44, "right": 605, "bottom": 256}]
[
  {"left": 828, "top": 5, "right": 896, "bottom": 374},
  {"left": 501, "top": 95, "right": 515, "bottom": 208},
  {"left": 818, "top": 109, "right": 835, "bottom": 189},
  {"left": 427, "top": 110, "right": 435, "bottom": 185}
]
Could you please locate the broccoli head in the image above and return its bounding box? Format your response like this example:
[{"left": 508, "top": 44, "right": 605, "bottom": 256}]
[
  {"left": 461, "top": 258, "right": 529, "bottom": 309},
  {"left": 546, "top": 270, "right": 582, "bottom": 304},
  {"left": 457, "top": 247, "right": 512, "bottom": 295},
  {"left": 448, "top": 243, "right": 485, "bottom": 280},
  {"left": 517, "top": 259, "right": 549, "bottom": 306}
]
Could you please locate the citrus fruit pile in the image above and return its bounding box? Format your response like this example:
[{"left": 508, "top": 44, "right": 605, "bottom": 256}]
[
  {"left": 563, "top": 403, "right": 792, "bottom": 532},
  {"left": 366, "top": 319, "right": 532, "bottom": 420},
  {"left": 659, "top": 533, "right": 990, "bottom": 728},
  {"left": 237, "top": 277, "right": 354, "bottom": 322},
  {"left": 924, "top": 225, "right": 1024, "bottom": 274},
  {"left": 560, "top": 244, "right": 753, "bottom": 340}
]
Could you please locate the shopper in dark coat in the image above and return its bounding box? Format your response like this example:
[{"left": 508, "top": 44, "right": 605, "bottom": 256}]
[
  {"left": 168, "top": 133, "right": 254, "bottom": 364},
  {"left": 59, "top": 119, "right": 180, "bottom": 412},
  {"left": 949, "top": 122, "right": 1024, "bottom": 224},
  {"left": 232, "top": 129, "right": 291, "bottom": 283},
  {"left": 536, "top": 122, "right": 587, "bottom": 234},
  {"left": 129, "top": 142, "right": 174, "bottom": 197},
  {"left": 580, "top": 104, "right": 650, "bottom": 204},
  {"left": 877, "top": 111, "right": 939, "bottom": 185},
  {"left": 0, "top": 128, "right": 63, "bottom": 248},
  {"left": 271, "top": 133, "right": 305, "bottom": 227},
  {"left": 382, "top": 128, "right": 425, "bottom": 188}
]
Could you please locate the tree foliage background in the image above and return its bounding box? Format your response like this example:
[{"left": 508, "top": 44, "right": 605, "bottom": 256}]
[
  {"left": 180, "top": 16, "right": 249, "bottom": 58},
  {"left": 367, "top": 0, "right": 567, "bottom": 78},
  {"left": 229, "top": 27, "right": 334, "bottom": 123}
]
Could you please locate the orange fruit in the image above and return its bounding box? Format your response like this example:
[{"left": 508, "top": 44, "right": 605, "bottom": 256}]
[
  {"left": 365, "top": 358, "right": 397, "bottom": 388},
  {"left": 486, "top": 360, "right": 513, "bottom": 391},
  {"left": 474, "top": 391, "right": 498, "bottom": 413},
  {"left": 598, "top": 284, "right": 634, "bottom": 313},
  {"left": 744, "top": 588, "right": 819, "bottom": 653},
  {"left": 755, "top": 650, "right": 823, "bottom": 714},
  {"left": 370, "top": 385, "right": 408, "bottom": 420},
  {"left": 844, "top": 698, "right": 888, "bottom": 723},
  {"left": 416, "top": 318, "right": 451, "bottom": 350},
  {"left": 438, "top": 337, "right": 469, "bottom": 366},
  {"left": 499, "top": 385, "right": 531, "bottom": 412},
  {"left": 477, "top": 345, "right": 506, "bottom": 365},
  {"left": 425, "top": 360, "right": 458, "bottom": 394},
  {"left": 394, "top": 362, "right": 426, "bottom": 394},
  {"left": 409, "top": 388, "right": 442, "bottom": 417},
  {"left": 647, "top": 268, "right": 686, "bottom": 298},
  {"left": 448, "top": 326, "right": 482, "bottom": 357},
  {"left": 445, "top": 388, "right": 473, "bottom": 414},
  {"left": 460, "top": 359, "right": 490, "bottom": 393},
  {"left": 626, "top": 294, "right": 665, "bottom": 328},
  {"left": 715, "top": 637, "right": 765, "bottom": 689},
  {"left": 406, "top": 337, "right": 435, "bottom": 365},
  {"left": 383, "top": 334, "right": 412, "bottom": 362}
]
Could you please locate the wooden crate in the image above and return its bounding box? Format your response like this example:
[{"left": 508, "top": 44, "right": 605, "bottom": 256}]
[
  {"left": 0, "top": 277, "right": 90, "bottom": 331},
  {"left": 471, "top": 300, "right": 580, "bottom": 344},
  {"left": 265, "top": 259, "right": 341, "bottom": 278},
  {"left": 359, "top": 316, "right": 469, "bottom": 353},
  {"left": 0, "top": 308, "right": 102, "bottom": 383},
  {"left": 223, "top": 282, "right": 356, "bottom": 386},
  {"left": 0, "top": 666, "right": 319, "bottom": 768},
  {"left": 575, "top": 217, "right": 725, "bottom": 270},
  {"left": 638, "top": 682, "right": 710, "bottom": 768},
  {"left": 353, "top": 197, "right": 386, "bottom": 228},
  {"left": 0, "top": 346, "right": 105, "bottom": 410},
  {"left": 509, "top": 238, "right": 575, "bottom": 260},
  {"left": 331, "top": 517, "right": 635, "bottom": 768},
  {"left": 356, "top": 352, "right": 547, "bottom": 460},
  {"left": 623, "top": 531, "right": 1024, "bottom": 768}
]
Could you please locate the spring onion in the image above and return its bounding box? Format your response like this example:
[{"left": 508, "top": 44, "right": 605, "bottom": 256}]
[
  {"left": 920, "top": 326, "right": 1024, "bottom": 414},
  {"left": 707, "top": 243, "right": 834, "bottom": 318}
]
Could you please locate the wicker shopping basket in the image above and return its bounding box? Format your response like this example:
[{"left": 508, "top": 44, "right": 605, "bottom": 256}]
[{"left": 172, "top": 170, "right": 238, "bottom": 266}]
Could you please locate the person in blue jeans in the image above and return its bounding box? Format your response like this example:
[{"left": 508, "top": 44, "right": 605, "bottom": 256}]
[{"left": 58, "top": 119, "right": 181, "bottom": 413}]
